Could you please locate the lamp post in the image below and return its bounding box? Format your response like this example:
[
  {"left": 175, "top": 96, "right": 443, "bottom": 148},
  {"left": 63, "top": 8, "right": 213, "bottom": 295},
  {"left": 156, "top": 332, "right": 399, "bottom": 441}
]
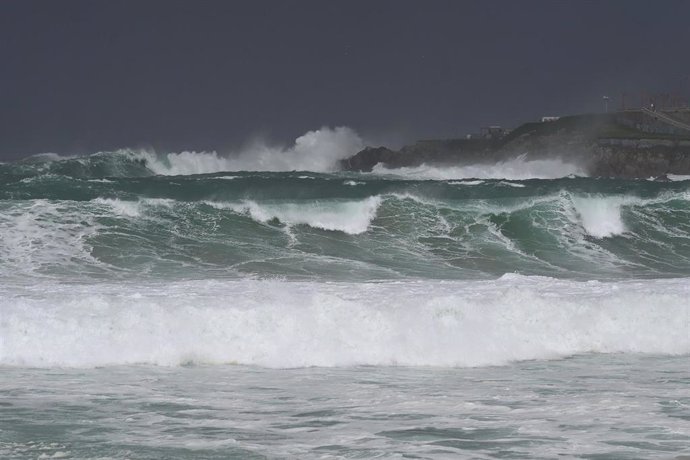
[{"left": 603, "top": 96, "right": 610, "bottom": 113}]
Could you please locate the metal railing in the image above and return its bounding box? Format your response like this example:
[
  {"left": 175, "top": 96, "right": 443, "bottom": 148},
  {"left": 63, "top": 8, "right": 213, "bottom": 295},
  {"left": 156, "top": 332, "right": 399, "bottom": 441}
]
[{"left": 641, "top": 108, "right": 690, "bottom": 133}]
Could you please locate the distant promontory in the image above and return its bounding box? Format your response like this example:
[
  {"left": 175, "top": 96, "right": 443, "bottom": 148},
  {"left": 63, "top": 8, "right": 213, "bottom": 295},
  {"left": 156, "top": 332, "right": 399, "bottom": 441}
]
[{"left": 340, "top": 109, "right": 690, "bottom": 178}]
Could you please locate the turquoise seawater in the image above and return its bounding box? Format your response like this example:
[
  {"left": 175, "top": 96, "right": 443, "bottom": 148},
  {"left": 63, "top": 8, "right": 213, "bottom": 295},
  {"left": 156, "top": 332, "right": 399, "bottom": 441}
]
[{"left": 1, "top": 150, "right": 689, "bottom": 459}]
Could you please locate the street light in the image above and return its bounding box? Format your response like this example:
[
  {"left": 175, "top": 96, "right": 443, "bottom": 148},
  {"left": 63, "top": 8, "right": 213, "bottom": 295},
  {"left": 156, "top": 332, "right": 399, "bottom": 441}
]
[{"left": 603, "top": 96, "right": 610, "bottom": 113}]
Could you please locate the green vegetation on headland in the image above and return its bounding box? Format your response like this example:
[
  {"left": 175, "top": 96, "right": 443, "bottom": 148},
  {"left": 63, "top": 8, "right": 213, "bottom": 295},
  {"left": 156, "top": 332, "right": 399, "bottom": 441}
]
[
  {"left": 340, "top": 109, "right": 690, "bottom": 178},
  {"left": 505, "top": 111, "right": 690, "bottom": 142}
]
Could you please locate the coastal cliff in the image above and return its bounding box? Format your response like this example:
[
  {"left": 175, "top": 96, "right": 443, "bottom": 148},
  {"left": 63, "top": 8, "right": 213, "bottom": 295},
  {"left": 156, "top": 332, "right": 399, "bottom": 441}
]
[{"left": 340, "top": 110, "right": 690, "bottom": 178}]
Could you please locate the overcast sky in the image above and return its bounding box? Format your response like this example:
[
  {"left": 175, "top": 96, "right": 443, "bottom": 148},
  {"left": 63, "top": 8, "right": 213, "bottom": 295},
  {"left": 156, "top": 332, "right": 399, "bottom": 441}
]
[{"left": 1, "top": 0, "right": 689, "bottom": 159}]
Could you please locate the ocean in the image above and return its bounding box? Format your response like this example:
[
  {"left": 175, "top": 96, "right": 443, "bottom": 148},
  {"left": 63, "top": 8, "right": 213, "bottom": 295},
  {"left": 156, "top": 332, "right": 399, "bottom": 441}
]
[{"left": 1, "top": 136, "right": 689, "bottom": 459}]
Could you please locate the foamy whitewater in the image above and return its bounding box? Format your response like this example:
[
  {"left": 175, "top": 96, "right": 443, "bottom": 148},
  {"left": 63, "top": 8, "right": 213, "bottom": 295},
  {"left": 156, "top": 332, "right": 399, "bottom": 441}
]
[{"left": 1, "top": 129, "right": 689, "bottom": 459}]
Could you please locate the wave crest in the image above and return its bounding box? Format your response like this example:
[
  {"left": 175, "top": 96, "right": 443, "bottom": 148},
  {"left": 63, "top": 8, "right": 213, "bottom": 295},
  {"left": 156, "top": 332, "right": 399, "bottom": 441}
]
[{"left": 209, "top": 197, "right": 381, "bottom": 235}]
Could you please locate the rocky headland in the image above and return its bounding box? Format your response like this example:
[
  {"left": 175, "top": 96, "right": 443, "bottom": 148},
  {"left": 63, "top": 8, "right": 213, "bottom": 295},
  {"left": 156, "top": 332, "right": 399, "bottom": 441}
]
[{"left": 340, "top": 109, "right": 690, "bottom": 178}]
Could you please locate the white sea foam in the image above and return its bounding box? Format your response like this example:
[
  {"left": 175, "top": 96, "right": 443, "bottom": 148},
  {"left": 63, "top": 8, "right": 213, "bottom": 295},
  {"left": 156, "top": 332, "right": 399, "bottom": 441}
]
[
  {"left": 215, "top": 175, "right": 240, "bottom": 180},
  {"left": 140, "top": 127, "right": 364, "bottom": 175},
  {"left": 498, "top": 181, "right": 526, "bottom": 188},
  {"left": 92, "top": 198, "right": 175, "bottom": 218},
  {"left": 570, "top": 196, "right": 630, "bottom": 238},
  {"left": 1, "top": 276, "right": 688, "bottom": 368},
  {"left": 0, "top": 199, "right": 195, "bottom": 277},
  {"left": 92, "top": 198, "right": 143, "bottom": 217},
  {"left": 448, "top": 180, "right": 485, "bottom": 186},
  {"left": 210, "top": 197, "right": 381, "bottom": 235},
  {"left": 0, "top": 200, "right": 101, "bottom": 276},
  {"left": 567, "top": 191, "right": 690, "bottom": 239},
  {"left": 21, "top": 152, "right": 73, "bottom": 162},
  {"left": 668, "top": 174, "right": 690, "bottom": 182},
  {"left": 247, "top": 198, "right": 379, "bottom": 234},
  {"left": 372, "top": 156, "right": 585, "bottom": 180}
]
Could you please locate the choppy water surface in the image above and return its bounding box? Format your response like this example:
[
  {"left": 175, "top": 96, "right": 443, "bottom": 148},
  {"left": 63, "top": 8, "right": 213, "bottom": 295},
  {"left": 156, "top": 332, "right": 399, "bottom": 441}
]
[
  {"left": 1, "top": 149, "right": 689, "bottom": 458},
  {"left": 1, "top": 355, "right": 689, "bottom": 459}
]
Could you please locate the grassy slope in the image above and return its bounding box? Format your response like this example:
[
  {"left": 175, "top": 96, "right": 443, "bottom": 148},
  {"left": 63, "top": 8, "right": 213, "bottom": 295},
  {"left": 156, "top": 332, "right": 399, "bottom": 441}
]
[{"left": 501, "top": 112, "right": 690, "bottom": 145}]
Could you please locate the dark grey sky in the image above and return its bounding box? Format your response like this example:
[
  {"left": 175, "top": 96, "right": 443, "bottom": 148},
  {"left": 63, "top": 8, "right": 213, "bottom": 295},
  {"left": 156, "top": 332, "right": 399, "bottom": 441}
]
[{"left": 2, "top": 0, "right": 689, "bottom": 159}]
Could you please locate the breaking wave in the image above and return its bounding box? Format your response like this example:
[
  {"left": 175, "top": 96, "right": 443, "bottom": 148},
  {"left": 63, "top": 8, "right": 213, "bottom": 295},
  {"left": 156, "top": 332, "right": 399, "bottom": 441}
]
[
  {"left": 142, "top": 126, "right": 364, "bottom": 175},
  {"left": 1, "top": 276, "right": 688, "bottom": 368},
  {"left": 2, "top": 179, "right": 690, "bottom": 281},
  {"left": 2, "top": 127, "right": 364, "bottom": 179},
  {"left": 208, "top": 197, "right": 381, "bottom": 235}
]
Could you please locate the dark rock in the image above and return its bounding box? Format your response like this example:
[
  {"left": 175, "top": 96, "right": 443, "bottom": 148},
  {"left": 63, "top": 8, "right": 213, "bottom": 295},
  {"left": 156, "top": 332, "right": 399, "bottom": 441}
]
[
  {"left": 339, "top": 111, "right": 690, "bottom": 178},
  {"left": 338, "top": 146, "right": 399, "bottom": 172}
]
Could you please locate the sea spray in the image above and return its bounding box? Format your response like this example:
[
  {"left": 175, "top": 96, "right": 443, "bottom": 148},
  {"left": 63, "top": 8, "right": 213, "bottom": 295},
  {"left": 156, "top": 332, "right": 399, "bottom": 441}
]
[
  {"left": 570, "top": 195, "right": 629, "bottom": 238},
  {"left": 142, "top": 126, "right": 364, "bottom": 174},
  {"left": 372, "top": 155, "right": 586, "bottom": 180},
  {"left": 1, "top": 127, "right": 365, "bottom": 180}
]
